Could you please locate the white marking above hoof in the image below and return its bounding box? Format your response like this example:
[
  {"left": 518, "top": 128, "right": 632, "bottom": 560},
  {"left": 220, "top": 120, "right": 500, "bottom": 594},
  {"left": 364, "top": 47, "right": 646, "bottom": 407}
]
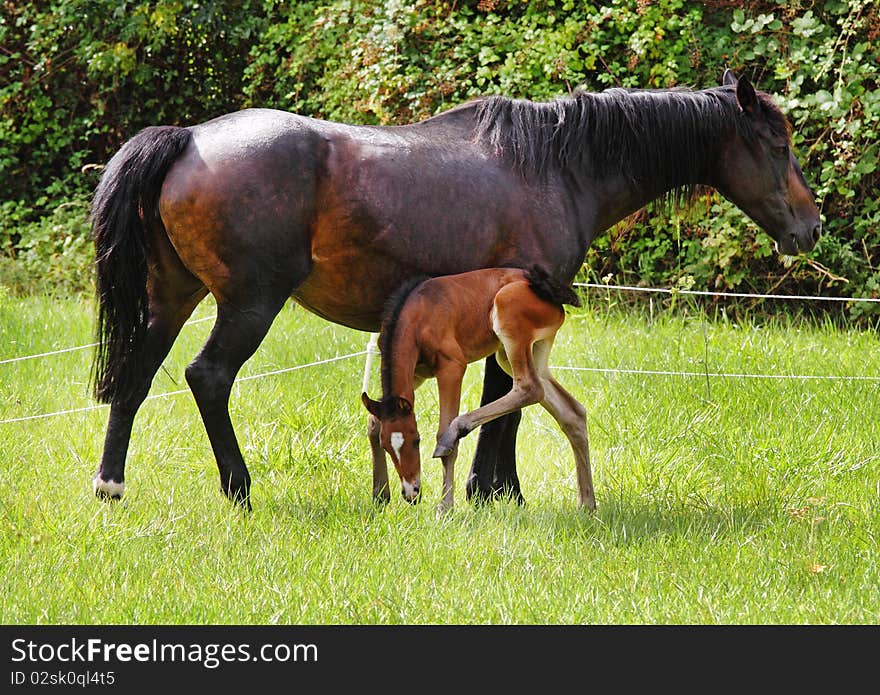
[{"left": 93, "top": 475, "right": 125, "bottom": 500}]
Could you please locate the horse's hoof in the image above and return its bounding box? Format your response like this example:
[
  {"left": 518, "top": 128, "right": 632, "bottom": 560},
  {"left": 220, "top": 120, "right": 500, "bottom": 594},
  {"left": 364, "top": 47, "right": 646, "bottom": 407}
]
[
  {"left": 433, "top": 429, "right": 460, "bottom": 458},
  {"left": 93, "top": 473, "right": 125, "bottom": 501},
  {"left": 229, "top": 494, "right": 252, "bottom": 513},
  {"left": 465, "top": 474, "right": 494, "bottom": 505},
  {"left": 493, "top": 476, "right": 525, "bottom": 505},
  {"left": 222, "top": 481, "right": 252, "bottom": 512}
]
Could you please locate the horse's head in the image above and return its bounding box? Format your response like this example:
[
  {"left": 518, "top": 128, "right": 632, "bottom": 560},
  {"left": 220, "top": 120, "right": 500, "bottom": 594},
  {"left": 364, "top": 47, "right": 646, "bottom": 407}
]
[
  {"left": 362, "top": 392, "right": 422, "bottom": 503},
  {"left": 715, "top": 70, "right": 821, "bottom": 255}
]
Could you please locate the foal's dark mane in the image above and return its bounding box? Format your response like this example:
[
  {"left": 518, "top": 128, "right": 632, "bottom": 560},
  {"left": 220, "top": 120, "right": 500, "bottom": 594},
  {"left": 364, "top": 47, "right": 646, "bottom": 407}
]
[
  {"left": 378, "top": 275, "right": 431, "bottom": 403},
  {"left": 473, "top": 85, "right": 790, "bottom": 209}
]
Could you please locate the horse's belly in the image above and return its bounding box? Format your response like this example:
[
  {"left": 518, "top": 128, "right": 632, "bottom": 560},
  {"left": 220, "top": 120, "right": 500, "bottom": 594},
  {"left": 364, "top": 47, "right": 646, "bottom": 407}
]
[{"left": 291, "top": 257, "right": 390, "bottom": 331}]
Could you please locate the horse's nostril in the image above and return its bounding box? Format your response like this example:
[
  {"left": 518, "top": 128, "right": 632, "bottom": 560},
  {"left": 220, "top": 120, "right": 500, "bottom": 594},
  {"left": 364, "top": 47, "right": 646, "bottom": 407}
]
[{"left": 812, "top": 223, "right": 821, "bottom": 243}]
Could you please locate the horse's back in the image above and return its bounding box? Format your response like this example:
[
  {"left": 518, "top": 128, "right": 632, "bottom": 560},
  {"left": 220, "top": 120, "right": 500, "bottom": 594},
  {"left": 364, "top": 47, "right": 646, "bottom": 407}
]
[{"left": 155, "top": 106, "right": 581, "bottom": 324}]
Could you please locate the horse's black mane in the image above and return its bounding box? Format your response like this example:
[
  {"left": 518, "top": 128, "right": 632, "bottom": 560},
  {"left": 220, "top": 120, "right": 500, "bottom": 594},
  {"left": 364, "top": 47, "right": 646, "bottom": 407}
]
[
  {"left": 473, "top": 84, "right": 789, "bottom": 209},
  {"left": 377, "top": 274, "right": 431, "bottom": 401}
]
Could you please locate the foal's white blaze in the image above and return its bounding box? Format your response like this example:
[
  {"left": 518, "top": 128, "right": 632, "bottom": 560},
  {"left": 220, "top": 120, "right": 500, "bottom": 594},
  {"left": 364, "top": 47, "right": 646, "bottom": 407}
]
[
  {"left": 93, "top": 475, "right": 125, "bottom": 499},
  {"left": 390, "top": 431, "right": 404, "bottom": 461}
]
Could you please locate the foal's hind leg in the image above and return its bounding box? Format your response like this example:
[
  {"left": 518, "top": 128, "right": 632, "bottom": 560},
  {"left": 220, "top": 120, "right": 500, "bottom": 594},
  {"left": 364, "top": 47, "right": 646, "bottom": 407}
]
[
  {"left": 539, "top": 376, "right": 595, "bottom": 511},
  {"left": 95, "top": 269, "right": 206, "bottom": 500},
  {"left": 435, "top": 343, "right": 544, "bottom": 458},
  {"left": 184, "top": 297, "right": 288, "bottom": 510}
]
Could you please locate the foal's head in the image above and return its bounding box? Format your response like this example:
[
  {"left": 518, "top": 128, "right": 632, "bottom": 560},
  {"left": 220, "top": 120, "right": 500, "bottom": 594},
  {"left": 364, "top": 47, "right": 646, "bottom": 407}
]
[{"left": 362, "top": 393, "right": 421, "bottom": 503}]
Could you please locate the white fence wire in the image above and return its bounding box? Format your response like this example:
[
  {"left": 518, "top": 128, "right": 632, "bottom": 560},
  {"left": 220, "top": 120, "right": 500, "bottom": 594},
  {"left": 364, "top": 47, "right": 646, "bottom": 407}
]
[
  {"left": 2, "top": 283, "right": 877, "bottom": 426},
  {"left": 0, "top": 351, "right": 367, "bottom": 425}
]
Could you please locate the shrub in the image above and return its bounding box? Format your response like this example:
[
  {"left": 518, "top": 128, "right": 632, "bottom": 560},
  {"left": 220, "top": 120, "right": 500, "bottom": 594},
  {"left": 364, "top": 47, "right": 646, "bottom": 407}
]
[{"left": 1, "top": 0, "right": 877, "bottom": 321}]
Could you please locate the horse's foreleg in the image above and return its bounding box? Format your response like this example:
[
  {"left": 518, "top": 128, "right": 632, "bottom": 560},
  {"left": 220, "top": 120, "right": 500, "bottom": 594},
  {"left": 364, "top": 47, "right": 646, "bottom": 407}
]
[
  {"left": 185, "top": 299, "right": 286, "bottom": 511},
  {"left": 539, "top": 376, "right": 595, "bottom": 511},
  {"left": 94, "top": 287, "right": 206, "bottom": 501},
  {"left": 466, "top": 355, "right": 524, "bottom": 504},
  {"left": 367, "top": 413, "right": 390, "bottom": 504}
]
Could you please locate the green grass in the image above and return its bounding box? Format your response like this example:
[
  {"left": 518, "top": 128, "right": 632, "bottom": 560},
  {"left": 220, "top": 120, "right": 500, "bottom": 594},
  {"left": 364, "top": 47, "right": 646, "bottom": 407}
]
[{"left": 1, "top": 291, "right": 878, "bottom": 624}]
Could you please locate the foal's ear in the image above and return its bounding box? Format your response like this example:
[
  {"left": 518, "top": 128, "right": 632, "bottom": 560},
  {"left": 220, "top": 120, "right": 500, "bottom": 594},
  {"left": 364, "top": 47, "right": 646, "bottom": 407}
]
[
  {"left": 361, "top": 392, "right": 382, "bottom": 417},
  {"left": 722, "top": 68, "right": 738, "bottom": 87},
  {"left": 395, "top": 396, "right": 413, "bottom": 416},
  {"left": 735, "top": 76, "right": 760, "bottom": 116}
]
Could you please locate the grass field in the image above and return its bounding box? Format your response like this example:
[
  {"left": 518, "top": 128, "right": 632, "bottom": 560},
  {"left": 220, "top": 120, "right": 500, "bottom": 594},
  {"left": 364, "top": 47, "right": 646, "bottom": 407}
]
[{"left": 1, "top": 291, "right": 878, "bottom": 624}]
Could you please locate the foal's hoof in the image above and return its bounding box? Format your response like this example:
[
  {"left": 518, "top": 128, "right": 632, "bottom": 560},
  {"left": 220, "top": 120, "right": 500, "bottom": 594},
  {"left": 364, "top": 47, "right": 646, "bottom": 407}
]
[
  {"left": 93, "top": 473, "right": 125, "bottom": 501},
  {"left": 432, "top": 442, "right": 453, "bottom": 458},
  {"left": 372, "top": 487, "right": 392, "bottom": 507},
  {"left": 433, "top": 428, "right": 461, "bottom": 458}
]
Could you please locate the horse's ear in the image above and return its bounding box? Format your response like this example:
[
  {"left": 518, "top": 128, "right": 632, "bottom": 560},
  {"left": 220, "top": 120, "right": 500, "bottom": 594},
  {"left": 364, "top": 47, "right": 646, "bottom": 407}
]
[
  {"left": 361, "top": 392, "right": 382, "bottom": 417},
  {"left": 722, "top": 69, "right": 738, "bottom": 87},
  {"left": 735, "top": 76, "right": 760, "bottom": 116},
  {"left": 395, "top": 396, "right": 413, "bottom": 416}
]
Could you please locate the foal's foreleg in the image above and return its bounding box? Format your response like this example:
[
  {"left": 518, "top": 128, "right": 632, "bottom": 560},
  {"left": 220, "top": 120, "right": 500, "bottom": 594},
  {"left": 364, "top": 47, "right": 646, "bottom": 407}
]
[
  {"left": 540, "top": 377, "right": 595, "bottom": 511},
  {"left": 367, "top": 413, "right": 390, "bottom": 504},
  {"left": 433, "top": 363, "right": 465, "bottom": 513}
]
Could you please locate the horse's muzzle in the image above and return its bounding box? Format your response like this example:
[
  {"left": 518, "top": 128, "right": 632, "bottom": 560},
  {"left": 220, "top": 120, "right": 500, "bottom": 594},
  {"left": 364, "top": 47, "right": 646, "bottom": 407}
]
[{"left": 779, "top": 220, "right": 821, "bottom": 255}]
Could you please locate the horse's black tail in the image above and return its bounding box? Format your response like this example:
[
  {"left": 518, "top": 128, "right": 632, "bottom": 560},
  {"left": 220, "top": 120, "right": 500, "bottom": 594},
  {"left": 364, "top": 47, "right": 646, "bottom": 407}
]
[
  {"left": 525, "top": 265, "right": 582, "bottom": 308},
  {"left": 90, "top": 125, "right": 192, "bottom": 404}
]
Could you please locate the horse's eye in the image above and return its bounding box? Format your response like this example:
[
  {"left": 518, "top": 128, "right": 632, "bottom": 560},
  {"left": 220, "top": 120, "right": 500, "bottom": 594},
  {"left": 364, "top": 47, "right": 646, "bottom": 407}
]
[
  {"left": 771, "top": 145, "right": 788, "bottom": 158},
  {"left": 413, "top": 438, "right": 421, "bottom": 448}
]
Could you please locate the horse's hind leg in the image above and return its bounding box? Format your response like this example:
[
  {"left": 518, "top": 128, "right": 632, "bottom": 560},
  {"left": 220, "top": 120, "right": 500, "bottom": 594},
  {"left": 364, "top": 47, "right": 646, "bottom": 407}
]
[
  {"left": 95, "top": 268, "right": 206, "bottom": 500},
  {"left": 184, "top": 296, "right": 288, "bottom": 510}
]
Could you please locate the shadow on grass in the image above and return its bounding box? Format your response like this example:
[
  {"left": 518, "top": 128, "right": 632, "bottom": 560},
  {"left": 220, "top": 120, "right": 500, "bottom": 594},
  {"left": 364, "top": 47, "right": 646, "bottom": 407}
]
[{"left": 261, "top": 479, "right": 782, "bottom": 549}]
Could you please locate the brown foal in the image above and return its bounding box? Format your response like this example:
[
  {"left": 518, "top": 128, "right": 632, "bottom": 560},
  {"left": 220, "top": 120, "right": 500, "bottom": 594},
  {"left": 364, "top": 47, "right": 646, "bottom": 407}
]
[{"left": 361, "top": 266, "right": 594, "bottom": 512}]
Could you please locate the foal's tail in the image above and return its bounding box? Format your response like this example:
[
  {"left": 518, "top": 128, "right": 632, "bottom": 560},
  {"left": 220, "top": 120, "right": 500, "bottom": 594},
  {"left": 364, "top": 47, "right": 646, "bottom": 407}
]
[
  {"left": 90, "top": 126, "right": 192, "bottom": 404},
  {"left": 525, "top": 266, "right": 582, "bottom": 308}
]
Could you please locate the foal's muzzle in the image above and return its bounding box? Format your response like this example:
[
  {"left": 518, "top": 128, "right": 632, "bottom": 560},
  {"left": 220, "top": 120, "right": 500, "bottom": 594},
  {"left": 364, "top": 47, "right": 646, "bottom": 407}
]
[{"left": 401, "top": 478, "right": 421, "bottom": 504}]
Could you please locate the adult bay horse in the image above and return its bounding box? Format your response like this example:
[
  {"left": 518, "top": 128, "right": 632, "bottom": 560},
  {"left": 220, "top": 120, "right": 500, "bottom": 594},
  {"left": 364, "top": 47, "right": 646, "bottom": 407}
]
[
  {"left": 361, "top": 266, "right": 592, "bottom": 512},
  {"left": 90, "top": 70, "right": 821, "bottom": 510}
]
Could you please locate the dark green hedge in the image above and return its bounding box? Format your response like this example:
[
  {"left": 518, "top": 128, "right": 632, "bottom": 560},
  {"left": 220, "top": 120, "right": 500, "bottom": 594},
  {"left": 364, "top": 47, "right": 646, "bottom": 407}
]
[{"left": 1, "top": 0, "right": 877, "bottom": 320}]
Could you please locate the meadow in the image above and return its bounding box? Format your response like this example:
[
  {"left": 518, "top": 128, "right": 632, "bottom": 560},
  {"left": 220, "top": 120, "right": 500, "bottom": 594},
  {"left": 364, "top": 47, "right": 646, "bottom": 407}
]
[{"left": 1, "top": 291, "right": 878, "bottom": 624}]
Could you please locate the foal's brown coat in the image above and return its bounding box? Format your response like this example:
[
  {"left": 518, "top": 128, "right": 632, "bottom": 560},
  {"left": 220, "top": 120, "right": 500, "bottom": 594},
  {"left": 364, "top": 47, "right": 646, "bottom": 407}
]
[{"left": 362, "top": 267, "right": 594, "bottom": 511}]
